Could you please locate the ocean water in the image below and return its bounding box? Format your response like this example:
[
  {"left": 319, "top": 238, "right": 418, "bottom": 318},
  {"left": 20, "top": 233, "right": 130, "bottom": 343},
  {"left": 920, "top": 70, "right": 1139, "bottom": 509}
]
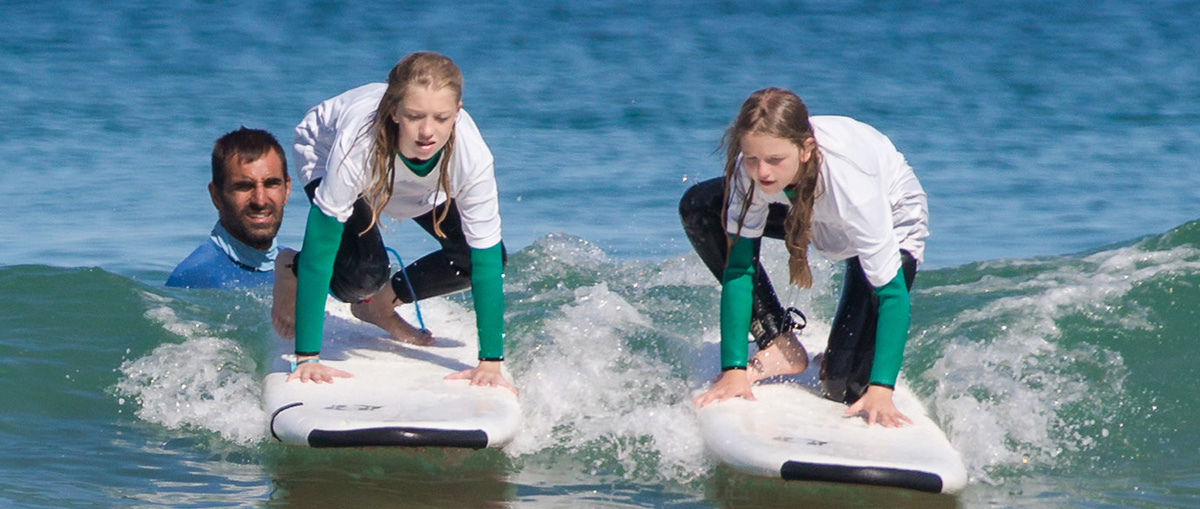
[{"left": 3, "top": 0, "right": 1200, "bottom": 507}]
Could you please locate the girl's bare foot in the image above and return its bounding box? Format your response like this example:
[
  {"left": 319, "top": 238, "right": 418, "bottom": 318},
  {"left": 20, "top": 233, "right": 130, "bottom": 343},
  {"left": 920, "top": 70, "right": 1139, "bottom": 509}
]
[
  {"left": 271, "top": 249, "right": 298, "bottom": 338},
  {"left": 350, "top": 284, "right": 435, "bottom": 346},
  {"left": 747, "top": 331, "right": 809, "bottom": 383}
]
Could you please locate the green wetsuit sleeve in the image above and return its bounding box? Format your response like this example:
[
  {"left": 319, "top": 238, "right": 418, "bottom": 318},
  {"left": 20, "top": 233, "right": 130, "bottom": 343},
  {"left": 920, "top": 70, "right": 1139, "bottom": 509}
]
[
  {"left": 294, "top": 206, "right": 344, "bottom": 355},
  {"left": 719, "top": 235, "right": 756, "bottom": 370},
  {"left": 470, "top": 243, "right": 505, "bottom": 360},
  {"left": 869, "top": 267, "right": 910, "bottom": 386}
]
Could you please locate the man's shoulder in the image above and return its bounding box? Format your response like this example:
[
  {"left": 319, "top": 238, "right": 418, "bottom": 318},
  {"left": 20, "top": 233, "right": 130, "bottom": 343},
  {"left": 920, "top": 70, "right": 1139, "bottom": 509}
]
[
  {"left": 165, "top": 241, "right": 273, "bottom": 289},
  {"left": 166, "top": 242, "right": 223, "bottom": 285}
]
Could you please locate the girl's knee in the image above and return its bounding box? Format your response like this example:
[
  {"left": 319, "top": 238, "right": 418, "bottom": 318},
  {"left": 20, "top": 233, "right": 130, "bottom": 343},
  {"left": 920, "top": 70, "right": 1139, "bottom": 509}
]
[{"left": 329, "top": 256, "right": 390, "bottom": 303}]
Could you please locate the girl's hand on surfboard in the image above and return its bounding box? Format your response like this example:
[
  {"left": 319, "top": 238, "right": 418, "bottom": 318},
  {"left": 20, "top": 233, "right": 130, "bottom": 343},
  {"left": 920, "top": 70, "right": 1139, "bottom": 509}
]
[
  {"left": 287, "top": 360, "right": 353, "bottom": 384},
  {"left": 694, "top": 369, "right": 756, "bottom": 407},
  {"left": 845, "top": 385, "right": 912, "bottom": 427},
  {"left": 446, "top": 361, "right": 518, "bottom": 395}
]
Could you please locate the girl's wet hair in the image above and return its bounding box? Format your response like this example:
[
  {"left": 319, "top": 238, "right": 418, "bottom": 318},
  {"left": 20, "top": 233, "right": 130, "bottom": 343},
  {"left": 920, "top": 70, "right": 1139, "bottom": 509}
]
[
  {"left": 360, "top": 52, "right": 463, "bottom": 236},
  {"left": 721, "top": 87, "right": 822, "bottom": 288}
]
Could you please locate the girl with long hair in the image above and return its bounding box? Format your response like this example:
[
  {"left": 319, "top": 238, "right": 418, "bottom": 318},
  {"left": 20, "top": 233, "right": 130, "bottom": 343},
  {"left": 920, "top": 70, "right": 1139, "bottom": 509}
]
[
  {"left": 272, "top": 52, "right": 511, "bottom": 392},
  {"left": 681, "top": 87, "right": 928, "bottom": 426}
]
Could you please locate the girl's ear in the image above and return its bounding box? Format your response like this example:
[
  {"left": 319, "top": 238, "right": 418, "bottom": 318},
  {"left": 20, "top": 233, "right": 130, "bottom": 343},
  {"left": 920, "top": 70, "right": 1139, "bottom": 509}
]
[{"left": 798, "top": 137, "right": 816, "bottom": 163}]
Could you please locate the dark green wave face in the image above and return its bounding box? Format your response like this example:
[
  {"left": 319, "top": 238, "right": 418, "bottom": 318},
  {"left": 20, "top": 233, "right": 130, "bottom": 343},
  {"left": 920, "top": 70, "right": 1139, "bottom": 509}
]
[
  {"left": 6, "top": 221, "right": 1200, "bottom": 505},
  {"left": 908, "top": 220, "right": 1200, "bottom": 489}
]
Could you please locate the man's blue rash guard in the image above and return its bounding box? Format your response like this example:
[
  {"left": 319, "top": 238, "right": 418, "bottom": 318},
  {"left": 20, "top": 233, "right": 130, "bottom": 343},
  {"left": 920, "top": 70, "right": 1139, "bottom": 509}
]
[{"left": 166, "top": 221, "right": 279, "bottom": 288}]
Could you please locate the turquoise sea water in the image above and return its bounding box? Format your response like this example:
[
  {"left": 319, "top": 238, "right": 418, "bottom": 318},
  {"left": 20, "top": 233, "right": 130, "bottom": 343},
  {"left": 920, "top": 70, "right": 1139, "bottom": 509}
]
[{"left": 4, "top": 1, "right": 1200, "bottom": 506}]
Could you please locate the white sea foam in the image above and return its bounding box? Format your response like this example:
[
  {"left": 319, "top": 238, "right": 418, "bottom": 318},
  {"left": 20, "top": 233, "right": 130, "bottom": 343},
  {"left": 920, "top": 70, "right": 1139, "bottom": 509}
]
[
  {"left": 642, "top": 253, "right": 719, "bottom": 288},
  {"left": 505, "top": 242, "right": 842, "bottom": 483},
  {"left": 115, "top": 305, "right": 267, "bottom": 446},
  {"left": 506, "top": 282, "right": 712, "bottom": 481}
]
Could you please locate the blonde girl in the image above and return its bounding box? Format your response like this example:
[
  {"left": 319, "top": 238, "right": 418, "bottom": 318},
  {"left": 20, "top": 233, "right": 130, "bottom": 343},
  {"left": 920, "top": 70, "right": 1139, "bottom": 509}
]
[
  {"left": 681, "top": 87, "right": 927, "bottom": 426},
  {"left": 272, "top": 52, "right": 511, "bottom": 391}
]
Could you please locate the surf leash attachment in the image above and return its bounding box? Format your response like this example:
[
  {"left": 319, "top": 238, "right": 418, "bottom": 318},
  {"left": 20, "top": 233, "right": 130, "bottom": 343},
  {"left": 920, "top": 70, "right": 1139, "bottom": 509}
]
[
  {"left": 786, "top": 307, "right": 807, "bottom": 331},
  {"left": 385, "top": 247, "right": 427, "bottom": 332}
]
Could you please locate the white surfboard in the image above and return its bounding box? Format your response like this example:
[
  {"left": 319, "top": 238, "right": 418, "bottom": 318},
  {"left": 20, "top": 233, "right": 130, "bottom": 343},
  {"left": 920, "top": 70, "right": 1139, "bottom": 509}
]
[
  {"left": 263, "top": 298, "right": 521, "bottom": 449},
  {"left": 696, "top": 351, "right": 967, "bottom": 494}
]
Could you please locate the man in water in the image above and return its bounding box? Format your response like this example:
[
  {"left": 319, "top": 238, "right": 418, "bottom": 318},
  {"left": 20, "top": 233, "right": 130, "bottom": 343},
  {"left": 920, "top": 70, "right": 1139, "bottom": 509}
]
[{"left": 167, "top": 127, "right": 291, "bottom": 288}]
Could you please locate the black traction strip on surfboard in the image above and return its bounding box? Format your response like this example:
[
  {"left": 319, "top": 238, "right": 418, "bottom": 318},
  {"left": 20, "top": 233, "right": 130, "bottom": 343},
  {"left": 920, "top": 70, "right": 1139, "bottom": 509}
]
[
  {"left": 307, "top": 427, "right": 490, "bottom": 449},
  {"left": 780, "top": 461, "right": 943, "bottom": 493}
]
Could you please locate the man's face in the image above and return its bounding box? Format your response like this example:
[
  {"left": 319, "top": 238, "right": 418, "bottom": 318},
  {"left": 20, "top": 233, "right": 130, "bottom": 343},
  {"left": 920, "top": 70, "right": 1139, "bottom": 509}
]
[{"left": 210, "top": 150, "right": 290, "bottom": 251}]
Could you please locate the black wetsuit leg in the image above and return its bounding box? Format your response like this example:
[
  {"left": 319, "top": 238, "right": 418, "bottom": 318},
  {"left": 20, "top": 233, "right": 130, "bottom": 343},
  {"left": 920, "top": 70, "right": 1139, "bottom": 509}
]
[
  {"left": 389, "top": 200, "right": 507, "bottom": 304},
  {"left": 291, "top": 180, "right": 390, "bottom": 303},
  {"left": 820, "top": 251, "right": 917, "bottom": 404},
  {"left": 679, "top": 177, "right": 797, "bottom": 349}
]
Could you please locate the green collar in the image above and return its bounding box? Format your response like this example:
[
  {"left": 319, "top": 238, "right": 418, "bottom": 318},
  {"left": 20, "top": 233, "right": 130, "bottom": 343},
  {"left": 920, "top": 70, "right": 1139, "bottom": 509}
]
[
  {"left": 400, "top": 150, "right": 443, "bottom": 177},
  {"left": 783, "top": 185, "right": 797, "bottom": 202}
]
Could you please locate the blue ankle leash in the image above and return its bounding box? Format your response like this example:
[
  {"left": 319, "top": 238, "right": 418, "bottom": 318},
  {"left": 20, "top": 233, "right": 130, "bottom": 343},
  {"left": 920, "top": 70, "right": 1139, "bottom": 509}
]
[{"left": 385, "top": 246, "right": 426, "bottom": 331}]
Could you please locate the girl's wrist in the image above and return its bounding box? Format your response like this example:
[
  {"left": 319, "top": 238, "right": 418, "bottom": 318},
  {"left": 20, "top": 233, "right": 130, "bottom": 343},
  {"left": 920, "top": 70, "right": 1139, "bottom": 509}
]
[{"left": 291, "top": 357, "right": 320, "bottom": 372}]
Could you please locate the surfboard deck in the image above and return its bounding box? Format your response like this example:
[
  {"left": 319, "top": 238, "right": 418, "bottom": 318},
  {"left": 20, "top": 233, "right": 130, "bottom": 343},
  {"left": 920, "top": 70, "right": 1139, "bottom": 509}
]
[
  {"left": 696, "top": 351, "right": 967, "bottom": 494},
  {"left": 263, "top": 299, "right": 521, "bottom": 449}
]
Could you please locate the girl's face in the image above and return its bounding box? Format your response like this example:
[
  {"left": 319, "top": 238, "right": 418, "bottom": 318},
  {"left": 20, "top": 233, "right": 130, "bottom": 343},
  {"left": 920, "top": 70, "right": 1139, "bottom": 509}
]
[
  {"left": 740, "top": 132, "right": 814, "bottom": 195},
  {"left": 393, "top": 85, "right": 461, "bottom": 161}
]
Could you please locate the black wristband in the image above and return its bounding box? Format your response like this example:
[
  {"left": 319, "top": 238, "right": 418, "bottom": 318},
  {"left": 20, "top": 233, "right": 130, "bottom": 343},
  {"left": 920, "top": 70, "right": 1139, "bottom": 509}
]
[
  {"left": 721, "top": 366, "right": 748, "bottom": 372},
  {"left": 479, "top": 356, "right": 504, "bottom": 362},
  {"left": 869, "top": 382, "right": 895, "bottom": 390},
  {"left": 296, "top": 351, "right": 320, "bottom": 357}
]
